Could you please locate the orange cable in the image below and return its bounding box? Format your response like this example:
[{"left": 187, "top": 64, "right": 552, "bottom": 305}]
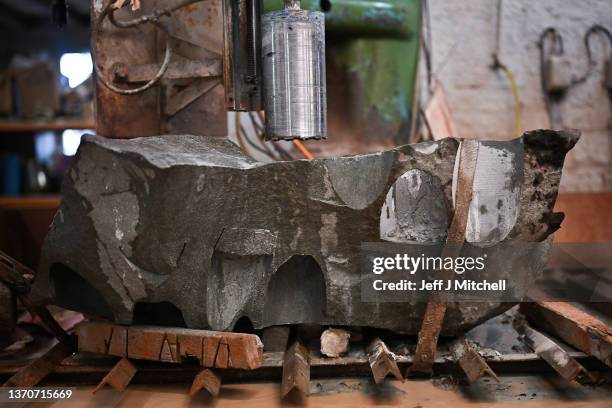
[{"left": 292, "top": 140, "right": 314, "bottom": 160}]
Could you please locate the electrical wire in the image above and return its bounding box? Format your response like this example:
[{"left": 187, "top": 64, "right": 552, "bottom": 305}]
[
  {"left": 246, "top": 112, "right": 282, "bottom": 160},
  {"left": 574, "top": 25, "right": 612, "bottom": 85},
  {"left": 421, "top": 0, "right": 433, "bottom": 90},
  {"left": 585, "top": 24, "right": 612, "bottom": 62},
  {"left": 491, "top": 0, "right": 522, "bottom": 137},
  {"left": 241, "top": 125, "right": 276, "bottom": 158},
  {"left": 252, "top": 111, "right": 295, "bottom": 160},
  {"left": 107, "top": 0, "right": 204, "bottom": 28},
  {"left": 501, "top": 65, "right": 522, "bottom": 137},
  {"left": 92, "top": 0, "right": 206, "bottom": 95},
  {"left": 235, "top": 112, "right": 255, "bottom": 159},
  {"left": 292, "top": 140, "right": 314, "bottom": 160}
]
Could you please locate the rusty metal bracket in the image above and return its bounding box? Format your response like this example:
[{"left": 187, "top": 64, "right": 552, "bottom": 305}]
[
  {"left": 2, "top": 341, "right": 74, "bottom": 387},
  {"left": 514, "top": 314, "right": 595, "bottom": 382},
  {"left": 281, "top": 338, "right": 310, "bottom": 398},
  {"left": 190, "top": 369, "right": 222, "bottom": 397},
  {"left": 367, "top": 337, "right": 404, "bottom": 384},
  {"left": 76, "top": 322, "right": 263, "bottom": 370},
  {"left": 408, "top": 140, "right": 479, "bottom": 376},
  {"left": 449, "top": 338, "right": 500, "bottom": 384},
  {"left": 0, "top": 250, "right": 72, "bottom": 346},
  {"left": 93, "top": 357, "right": 137, "bottom": 393}
]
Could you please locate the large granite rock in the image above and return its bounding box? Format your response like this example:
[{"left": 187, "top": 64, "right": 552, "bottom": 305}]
[{"left": 33, "top": 130, "right": 578, "bottom": 335}]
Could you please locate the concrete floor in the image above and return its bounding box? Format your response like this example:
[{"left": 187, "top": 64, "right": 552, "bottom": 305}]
[{"left": 19, "top": 375, "right": 612, "bottom": 408}]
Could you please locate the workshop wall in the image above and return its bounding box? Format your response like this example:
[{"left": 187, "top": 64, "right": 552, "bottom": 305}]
[{"left": 426, "top": 0, "right": 612, "bottom": 192}]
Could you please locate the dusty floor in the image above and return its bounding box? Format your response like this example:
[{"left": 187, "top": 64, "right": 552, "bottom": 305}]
[{"left": 19, "top": 375, "right": 612, "bottom": 408}]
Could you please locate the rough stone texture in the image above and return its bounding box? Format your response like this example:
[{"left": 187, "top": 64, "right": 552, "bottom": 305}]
[
  {"left": 423, "top": 0, "right": 611, "bottom": 192},
  {"left": 262, "top": 326, "right": 290, "bottom": 352},
  {"left": 34, "top": 130, "right": 577, "bottom": 335}
]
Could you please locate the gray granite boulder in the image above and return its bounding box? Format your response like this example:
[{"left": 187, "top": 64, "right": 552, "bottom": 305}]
[{"left": 33, "top": 130, "right": 578, "bottom": 335}]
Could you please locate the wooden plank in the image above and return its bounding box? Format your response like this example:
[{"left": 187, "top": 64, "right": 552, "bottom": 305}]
[
  {"left": 421, "top": 81, "right": 459, "bottom": 140},
  {"left": 520, "top": 302, "right": 612, "bottom": 368},
  {"left": 513, "top": 317, "right": 592, "bottom": 382},
  {"left": 76, "top": 322, "right": 263, "bottom": 370},
  {"left": 281, "top": 339, "right": 310, "bottom": 398},
  {"left": 0, "top": 347, "right": 599, "bottom": 385},
  {"left": 367, "top": 338, "right": 403, "bottom": 384},
  {"left": 0, "top": 196, "right": 60, "bottom": 210},
  {"left": 0, "top": 119, "right": 94, "bottom": 133},
  {"left": 93, "top": 357, "right": 137, "bottom": 393},
  {"left": 190, "top": 369, "right": 221, "bottom": 397}
]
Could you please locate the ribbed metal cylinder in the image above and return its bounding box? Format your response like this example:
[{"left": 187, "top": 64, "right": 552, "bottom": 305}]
[{"left": 262, "top": 8, "right": 326, "bottom": 140}]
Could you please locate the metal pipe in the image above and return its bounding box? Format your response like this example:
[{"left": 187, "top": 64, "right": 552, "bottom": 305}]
[
  {"left": 247, "top": 0, "right": 262, "bottom": 85},
  {"left": 264, "top": 0, "right": 413, "bottom": 39}
]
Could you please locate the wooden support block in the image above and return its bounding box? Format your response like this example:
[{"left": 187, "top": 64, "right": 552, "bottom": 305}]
[
  {"left": 320, "top": 328, "right": 350, "bottom": 358},
  {"left": 76, "top": 322, "right": 263, "bottom": 370},
  {"left": 108, "top": 326, "right": 128, "bottom": 357},
  {"left": 367, "top": 337, "right": 403, "bottom": 384},
  {"left": 93, "top": 357, "right": 137, "bottom": 393},
  {"left": 190, "top": 369, "right": 222, "bottom": 397},
  {"left": 2, "top": 341, "right": 73, "bottom": 387},
  {"left": 520, "top": 302, "right": 612, "bottom": 368},
  {"left": 449, "top": 338, "right": 499, "bottom": 384},
  {"left": 281, "top": 339, "right": 310, "bottom": 398}
]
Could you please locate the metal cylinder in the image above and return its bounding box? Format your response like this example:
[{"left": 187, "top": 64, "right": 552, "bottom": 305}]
[{"left": 262, "top": 5, "right": 326, "bottom": 140}]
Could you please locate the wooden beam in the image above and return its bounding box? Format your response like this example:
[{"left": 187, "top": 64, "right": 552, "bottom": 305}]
[
  {"left": 0, "top": 119, "right": 94, "bottom": 133},
  {"left": 520, "top": 302, "right": 612, "bottom": 368},
  {"left": 76, "top": 322, "right": 263, "bottom": 370},
  {"left": 2, "top": 341, "right": 73, "bottom": 387}
]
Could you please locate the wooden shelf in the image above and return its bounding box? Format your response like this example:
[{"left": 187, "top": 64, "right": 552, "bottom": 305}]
[
  {"left": 0, "top": 119, "right": 95, "bottom": 133},
  {"left": 0, "top": 196, "right": 61, "bottom": 209}
]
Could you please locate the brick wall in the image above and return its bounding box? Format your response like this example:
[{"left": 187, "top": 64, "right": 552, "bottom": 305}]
[{"left": 425, "top": 0, "right": 612, "bottom": 192}]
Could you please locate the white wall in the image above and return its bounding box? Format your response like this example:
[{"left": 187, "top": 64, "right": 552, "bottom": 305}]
[{"left": 425, "top": 0, "right": 612, "bottom": 192}]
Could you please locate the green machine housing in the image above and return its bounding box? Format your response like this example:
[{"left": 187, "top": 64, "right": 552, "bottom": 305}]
[{"left": 264, "top": 0, "right": 421, "bottom": 154}]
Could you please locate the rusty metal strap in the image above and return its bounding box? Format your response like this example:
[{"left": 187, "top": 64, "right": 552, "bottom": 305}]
[
  {"left": 0, "top": 250, "right": 72, "bottom": 346},
  {"left": 409, "top": 139, "right": 479, "bottom": 375}
]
